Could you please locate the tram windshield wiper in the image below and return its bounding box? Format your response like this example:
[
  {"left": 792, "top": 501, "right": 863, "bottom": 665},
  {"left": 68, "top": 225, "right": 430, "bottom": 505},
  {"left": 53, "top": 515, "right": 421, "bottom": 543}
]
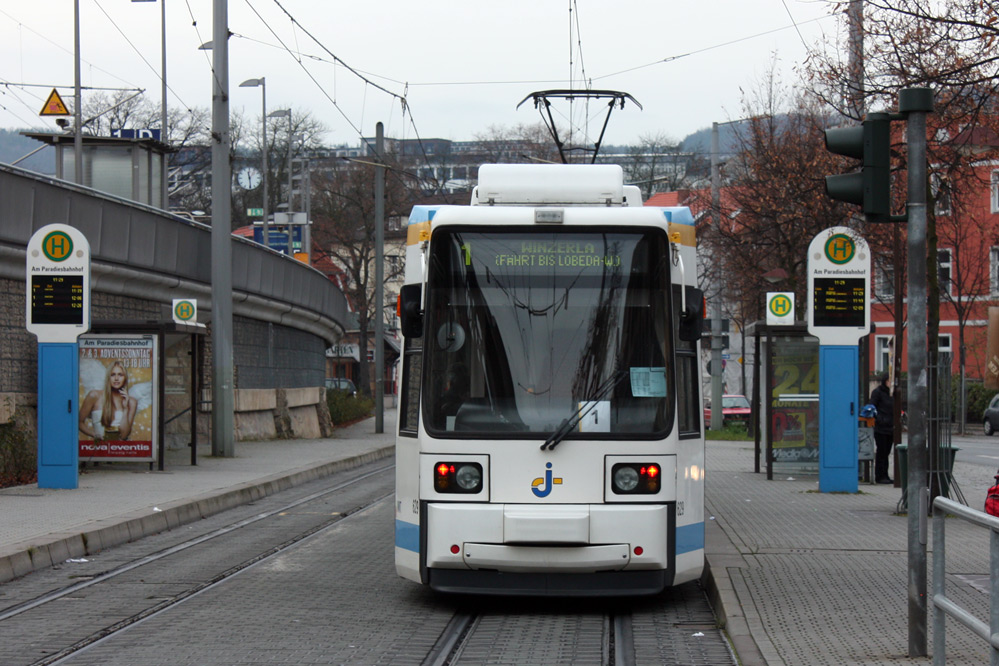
[{"left": 541, "top": 369, "right": 626, "bottom": 451}]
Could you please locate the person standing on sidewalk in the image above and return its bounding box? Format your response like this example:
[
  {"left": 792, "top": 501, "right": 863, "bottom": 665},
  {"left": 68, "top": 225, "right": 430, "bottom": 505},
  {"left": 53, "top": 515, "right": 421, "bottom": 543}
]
[{"left": 869, "top": 373, "right": 894, "bottom": 484}]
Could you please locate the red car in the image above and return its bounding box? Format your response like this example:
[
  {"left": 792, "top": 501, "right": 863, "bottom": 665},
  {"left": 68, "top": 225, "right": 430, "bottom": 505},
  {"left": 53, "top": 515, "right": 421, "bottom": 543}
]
[{"left": 703, "top": 394, "right": 751, "bottom": 429}]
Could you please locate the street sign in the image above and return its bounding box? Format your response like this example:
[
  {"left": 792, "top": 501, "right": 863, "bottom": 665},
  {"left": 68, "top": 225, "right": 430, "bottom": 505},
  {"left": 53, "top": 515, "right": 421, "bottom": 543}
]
[
  {"left": 111, "top": 128, "right": 162, "bottom": 140},
  {"left": 806, "top": 227, "right": 871, "bottom": 345},
  {"left": 26, "top": 224, "right": 91, "bottom": 343},
  {"left": 172, "top": 299, "right": 197, "bottom": 325},
  {"left": 805, "top": 226, "right": 870, "bottom": 494},
  {"left": 247, "top": 208, "right": 264, "bottom": 217},
  {"left": 766, "top": 292, "right": 795, "bottom": 326},
  {"left": 39, "top": 89, "right": 70, "bottom": 116},
  {"left": 26, "top": 224, "right": 92, "bottom": 489}
]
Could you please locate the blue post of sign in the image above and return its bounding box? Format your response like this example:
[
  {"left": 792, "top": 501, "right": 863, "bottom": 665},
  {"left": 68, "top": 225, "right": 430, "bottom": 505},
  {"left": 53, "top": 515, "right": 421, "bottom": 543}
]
[
  {"left": 37, "top": 343, "right": 80, "bottom": 489},
  {"left": 818, "top": 346, "right": 859, "bottom": 492}
]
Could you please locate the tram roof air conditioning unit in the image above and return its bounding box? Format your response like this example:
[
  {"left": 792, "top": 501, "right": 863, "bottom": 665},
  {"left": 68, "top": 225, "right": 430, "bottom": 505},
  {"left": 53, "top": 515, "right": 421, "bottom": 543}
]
[{"left": 472, "top": 164, "right": 625, "bottom": 207}]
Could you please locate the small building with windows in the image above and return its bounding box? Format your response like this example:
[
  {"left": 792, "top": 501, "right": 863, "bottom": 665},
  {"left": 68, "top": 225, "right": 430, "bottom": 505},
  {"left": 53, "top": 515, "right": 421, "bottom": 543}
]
[
  {"left": 868, "top": 125, "right": 999, "bottom": 384},
  {"left": 22, "top": 131, "right": 172, "bottom": 209}
]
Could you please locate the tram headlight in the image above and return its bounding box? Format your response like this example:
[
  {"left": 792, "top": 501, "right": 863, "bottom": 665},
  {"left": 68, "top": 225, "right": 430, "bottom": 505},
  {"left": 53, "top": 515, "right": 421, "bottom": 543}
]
[
  {"left": 434, "top": 461, "right": 483, "bottom": 494},
  {"left": 613, "top": 465, "right": 640, "bottom": 492},
  {"left": 455, "top": 464, "right": 482, "bottom": 491},
  {"left": 611, "top": 463, "right": 662, "bottom": 495}
]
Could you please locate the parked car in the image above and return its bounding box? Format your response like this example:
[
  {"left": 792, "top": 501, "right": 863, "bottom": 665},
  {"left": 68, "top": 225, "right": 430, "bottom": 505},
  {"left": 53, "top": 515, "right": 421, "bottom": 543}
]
[
  {"left": 325, "top": 377, "right": 357, "bottom": 397},
  {"left": 703, "top": 394, "right": 751, "bottom": 429},
  {"left": 984, "top": 394, "right": 999, "bottom": 436}
]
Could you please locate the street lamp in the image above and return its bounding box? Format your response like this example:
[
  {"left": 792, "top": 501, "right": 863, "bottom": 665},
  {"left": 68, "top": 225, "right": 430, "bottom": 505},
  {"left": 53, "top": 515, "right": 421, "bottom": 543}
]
[
  {"left": 267, "top": 108, "right": 292, "bottom": 221},
  {"left": 132, "top": 0, "right": 168, "bottom": 209},
  {"left": 240, "top": 78, "right": 269, "bottom": 248},
  {"left": 268, "top": 109, "right": 291, "bottom": 254},
  {"left": 268, "top": 109, "right": 292, "bottom": 209}
]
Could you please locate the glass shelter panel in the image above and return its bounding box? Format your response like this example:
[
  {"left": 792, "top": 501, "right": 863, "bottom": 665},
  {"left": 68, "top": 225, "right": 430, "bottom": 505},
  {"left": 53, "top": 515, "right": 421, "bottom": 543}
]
[
  {"left": 423, "top": 226, "right": 674, "bottom": 439},
  {"left": 769, "top": 337, "right": 820, "bottom": 470}
]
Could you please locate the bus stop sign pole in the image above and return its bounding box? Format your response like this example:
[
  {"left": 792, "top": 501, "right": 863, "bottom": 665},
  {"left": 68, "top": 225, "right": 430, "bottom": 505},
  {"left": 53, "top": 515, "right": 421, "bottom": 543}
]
[
  {"left": 806, "top": 227, "right": 871, "bottom": 493},
  {"left": 26, "top": 224, "right": 92, "bottom": 489}
]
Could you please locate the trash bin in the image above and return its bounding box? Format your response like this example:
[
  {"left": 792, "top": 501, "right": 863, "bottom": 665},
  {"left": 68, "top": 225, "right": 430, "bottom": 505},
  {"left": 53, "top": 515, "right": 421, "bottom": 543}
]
[
  {"left": 895, "top": 444, "right": 959, "bottom": 497},
  {"left": 935, "top": 446, "right": 959, "bottom": 498}
]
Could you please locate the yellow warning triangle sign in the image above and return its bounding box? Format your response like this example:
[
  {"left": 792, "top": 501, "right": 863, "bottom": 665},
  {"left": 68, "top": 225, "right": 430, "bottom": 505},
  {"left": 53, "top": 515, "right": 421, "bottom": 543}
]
[{"left": 39, "top": 89, "right": 70, "bottom": 116}]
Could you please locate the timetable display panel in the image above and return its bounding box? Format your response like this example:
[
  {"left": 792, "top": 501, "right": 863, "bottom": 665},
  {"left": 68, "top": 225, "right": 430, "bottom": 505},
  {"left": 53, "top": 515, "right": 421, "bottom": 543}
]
[
  {"left": 812, "top": 277, "right": 865, "bottom": 328},
  {"left": 31, "top": 275, "right": 84, "bottom": 325}
]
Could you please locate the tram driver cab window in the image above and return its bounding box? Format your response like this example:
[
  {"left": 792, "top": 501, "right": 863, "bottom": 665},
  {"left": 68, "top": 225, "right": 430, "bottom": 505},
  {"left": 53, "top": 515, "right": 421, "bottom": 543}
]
[{"left": 438, "top": 362, "right": 469, "bottom": 430}]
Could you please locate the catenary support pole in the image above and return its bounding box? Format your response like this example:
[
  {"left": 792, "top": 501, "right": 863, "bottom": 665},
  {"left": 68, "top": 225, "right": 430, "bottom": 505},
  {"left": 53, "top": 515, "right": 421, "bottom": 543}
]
[
  {"left": 73, "top": 0, "right": 82, "bottom": 185},
  {"left": 374, "top": 123, "right": 385, "bottom": 433},
  {"left": 210, "top": 0, "right": 234, "bottom": 457},
  {"left": 159, "top": 0, "right": 168, "bottom": 208},
  {"left": 710, "top": 122, "right": 723, "bottom": 430}
]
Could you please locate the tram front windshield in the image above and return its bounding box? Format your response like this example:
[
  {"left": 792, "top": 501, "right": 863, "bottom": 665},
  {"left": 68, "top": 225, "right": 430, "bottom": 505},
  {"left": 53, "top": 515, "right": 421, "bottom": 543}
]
[{"left": 424, "top": 226, "right": 673, "bottom": 439}]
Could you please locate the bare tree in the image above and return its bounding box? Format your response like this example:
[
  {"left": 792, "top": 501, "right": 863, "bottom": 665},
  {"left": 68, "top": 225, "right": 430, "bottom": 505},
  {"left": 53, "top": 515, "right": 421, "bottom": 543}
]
[
  {"left": 703, "top": 77, "right": 851, "bottom": 324},
  {"left": 624, "top": 131, "right": 686, "bottom": 199},
  {"left": 310, "top": 156, "right": 411, "bottom": 396},
  {"left": 472, "top": 123, "right": 561, "bottom": 165},
  {"left": 808, "top": 0, "right": 999, "bottom": 399}
]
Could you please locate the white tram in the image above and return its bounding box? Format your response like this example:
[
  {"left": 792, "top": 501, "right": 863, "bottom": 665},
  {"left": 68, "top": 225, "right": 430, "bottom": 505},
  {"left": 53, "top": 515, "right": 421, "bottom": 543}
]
[{"left": 394, "top": 164, "right": 705, "bottom": 595}]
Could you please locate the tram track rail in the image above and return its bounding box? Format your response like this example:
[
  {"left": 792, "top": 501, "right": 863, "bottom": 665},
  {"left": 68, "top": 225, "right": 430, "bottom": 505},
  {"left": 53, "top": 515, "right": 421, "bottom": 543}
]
[
  {"left": 421, "top": 590, "right": 735, "bottom": 665},
  {"left": 37, "top": 497, "right": 391, "bottom": 666},
  {"left": 423, "top": 608, "right": 639, "bottom": 666},
  {"left": 0, "top": 465, "right": 394, "bottom": 666},
  {"left": 1, "top": 464, "right": 394, "bottom": 625},
  {"left": 2, "top": 459, "right": 736, "bottom": 666}
]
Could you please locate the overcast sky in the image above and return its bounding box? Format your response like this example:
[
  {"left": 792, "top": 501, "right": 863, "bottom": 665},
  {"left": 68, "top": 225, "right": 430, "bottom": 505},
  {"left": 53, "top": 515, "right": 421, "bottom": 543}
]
[{"left": 0, "top": 1, "right": 842, "bottom": 148}]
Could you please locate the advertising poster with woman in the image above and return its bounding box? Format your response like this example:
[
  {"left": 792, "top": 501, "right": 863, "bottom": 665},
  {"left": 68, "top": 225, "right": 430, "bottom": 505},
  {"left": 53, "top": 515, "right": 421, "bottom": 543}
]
[{"left": 78, "top": 335, "right": 157, "bottom": 462}]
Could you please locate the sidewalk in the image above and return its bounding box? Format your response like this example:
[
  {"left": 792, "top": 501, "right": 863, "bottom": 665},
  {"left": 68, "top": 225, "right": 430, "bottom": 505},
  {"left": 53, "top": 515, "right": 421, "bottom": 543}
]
[
  {"left": 0, "top": 413, "right": 395, "bottom": 584},
  {"left": 705, "top": 436, "right": 996, "bottom": 665}
]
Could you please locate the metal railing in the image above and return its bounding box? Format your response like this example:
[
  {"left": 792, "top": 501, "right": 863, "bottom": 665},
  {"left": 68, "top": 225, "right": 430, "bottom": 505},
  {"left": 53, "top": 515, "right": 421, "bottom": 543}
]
[{"left": 931, "top": 495, "right": 999, "bottom": 665}]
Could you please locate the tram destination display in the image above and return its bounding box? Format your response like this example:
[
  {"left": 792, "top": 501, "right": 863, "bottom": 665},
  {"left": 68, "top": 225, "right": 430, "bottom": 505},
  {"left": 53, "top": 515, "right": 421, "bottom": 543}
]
[
  {"left": 31, "top": 274, "right": 84, "bottom": 325},
  {"left": 812, "top": 277, "right": 865, "bottom": 327}
]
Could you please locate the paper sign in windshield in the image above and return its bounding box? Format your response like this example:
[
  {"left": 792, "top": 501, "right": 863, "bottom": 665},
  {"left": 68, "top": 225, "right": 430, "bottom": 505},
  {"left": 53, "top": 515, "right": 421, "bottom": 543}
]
[{"left": 630, "top": 367, "right": 666, "bottom": 397}]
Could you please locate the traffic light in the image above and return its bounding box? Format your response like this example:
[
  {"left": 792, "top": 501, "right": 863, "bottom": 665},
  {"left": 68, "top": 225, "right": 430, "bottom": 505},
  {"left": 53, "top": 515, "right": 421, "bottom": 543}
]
[{"left": 824, "top": 112, "right": 891, "bottom": 221}]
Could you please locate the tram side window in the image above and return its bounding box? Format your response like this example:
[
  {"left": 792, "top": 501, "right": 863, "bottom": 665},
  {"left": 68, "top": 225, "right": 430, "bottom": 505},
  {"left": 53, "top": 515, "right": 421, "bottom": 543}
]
[
  {"left": 673, "top": 285, "right": 701, "bottom": 437},
  {"left": 399, "top": 337, "right": 422, "bottom": 436}
]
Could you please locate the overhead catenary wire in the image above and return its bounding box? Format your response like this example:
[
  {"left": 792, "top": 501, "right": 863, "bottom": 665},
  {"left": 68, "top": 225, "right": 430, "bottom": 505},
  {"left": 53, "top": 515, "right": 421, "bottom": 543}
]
[
  {"left": 243, "top": 0, "right": 453, "bottom": 201},
  {"left": 591, "top": 15, "right": 826, "bottom": 81},
  {"left": 779, "top": 0, "right": 809, "bottom": 50},
  {"left": 0, "top": 7, "right": 141, "bottom": 91},
  {"left": 91, "top": 0, "right": 195, "bottom": 116}
]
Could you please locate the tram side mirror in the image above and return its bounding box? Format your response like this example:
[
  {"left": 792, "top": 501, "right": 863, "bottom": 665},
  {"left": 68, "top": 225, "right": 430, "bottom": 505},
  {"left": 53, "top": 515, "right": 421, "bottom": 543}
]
[
  {"left": 400, "top": 284, "right": 424, "bottom": 338},
  {"left": 678, "top": 286, "right": 704, "bottom": 343}
]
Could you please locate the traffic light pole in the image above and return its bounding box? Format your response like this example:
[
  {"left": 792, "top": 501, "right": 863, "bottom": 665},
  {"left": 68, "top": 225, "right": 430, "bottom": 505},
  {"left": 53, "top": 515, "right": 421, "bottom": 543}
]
[
  {"left": 901, "top": 87, "right": 933, "bottom": 659},
  {"left": 823, "top": 87, "right": 934, "bottom": 657},
  {"left": 710, "top": 123, "right": 723, "bottom": 431}
]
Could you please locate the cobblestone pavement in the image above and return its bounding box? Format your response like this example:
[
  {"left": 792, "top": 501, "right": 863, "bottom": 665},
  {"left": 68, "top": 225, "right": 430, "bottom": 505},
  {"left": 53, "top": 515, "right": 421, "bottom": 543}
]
[{"left": 705, "top": 437, "right": 994, "bottom": 665}]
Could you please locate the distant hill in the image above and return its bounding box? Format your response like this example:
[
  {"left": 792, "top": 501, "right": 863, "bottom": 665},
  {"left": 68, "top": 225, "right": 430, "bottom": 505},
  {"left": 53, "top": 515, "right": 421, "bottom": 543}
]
[
  {"left": 0, "top": 129, "right": 55, "bottom": 175},
  {"left": 681, "top": 124, "right": 745, "bottom": 157}
]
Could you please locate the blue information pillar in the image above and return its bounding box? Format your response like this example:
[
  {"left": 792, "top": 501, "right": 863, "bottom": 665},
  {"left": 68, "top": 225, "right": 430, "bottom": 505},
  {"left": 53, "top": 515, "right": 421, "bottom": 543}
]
[
  {"left": 36, "top": 344, "right": 80, "bottom": 488},
  {"left": 806, "top": 227, "right": 871, "bottom": 494},
  {"left": 26, "top": 224, "right": 91, "bottom": 489},
  {"left": 818, "top": 346, "right": 859, "bottom": 492}
]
